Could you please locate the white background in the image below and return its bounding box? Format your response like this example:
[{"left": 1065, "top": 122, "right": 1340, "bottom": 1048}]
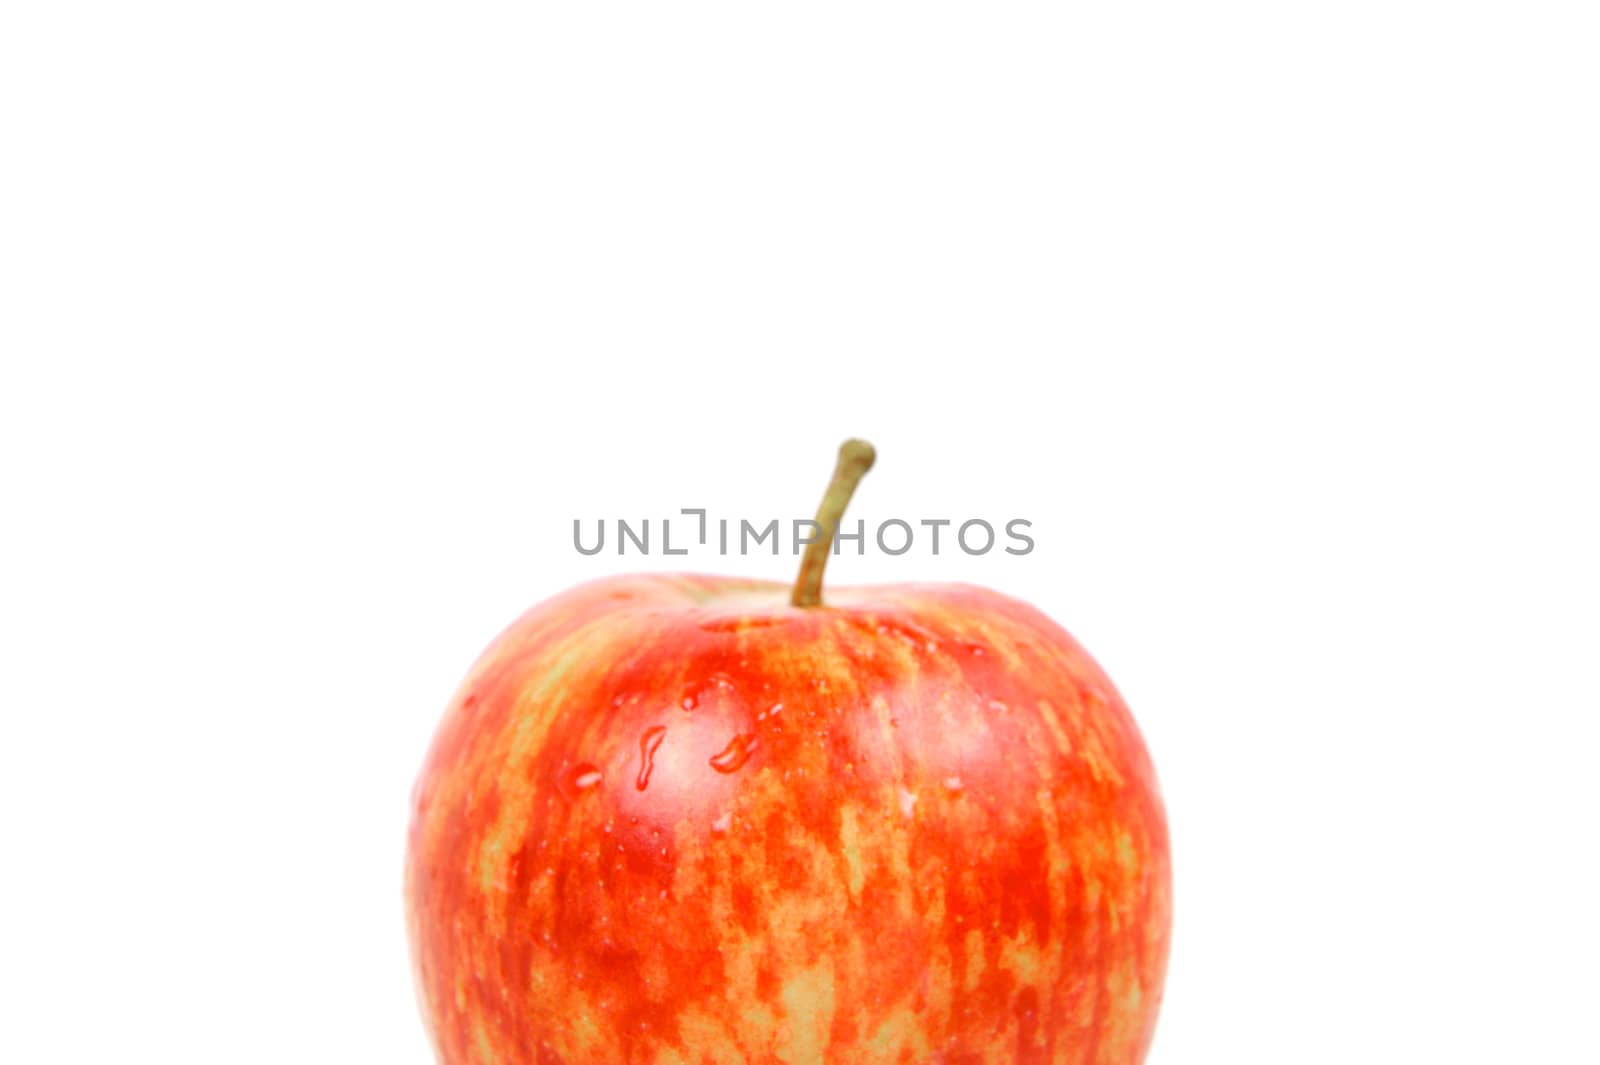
[{"left": 3, "top": 3, "right": 1597, "bottom": 1062}]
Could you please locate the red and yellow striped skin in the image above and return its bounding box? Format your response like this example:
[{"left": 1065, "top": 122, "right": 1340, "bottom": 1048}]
[{"left": 406, "top": 575, "right": 1171, "bottom": 1065}]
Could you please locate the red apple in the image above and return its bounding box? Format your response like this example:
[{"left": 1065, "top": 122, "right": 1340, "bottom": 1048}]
[{"left": 406, "top": 442, "right": 1171, "bottom": 1064}]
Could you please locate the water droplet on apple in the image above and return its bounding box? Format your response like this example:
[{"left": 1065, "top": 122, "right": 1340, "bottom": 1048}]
[
  {"left": 559, "top": 763, "right": 603, "bottom": 798},
  {"left": 708, "top": 733, "right": 758, "bottom": 773},
  {"left": 899, "top": 787, "right": 918, "bottom": 817},
  {"left": 711, "top": 810, "right": 733, "bottom": 834},
  {"left": 943, "top": 775, "right": 965, "bottom": 794},
  {"left": 635, "top": 725, "right": 667, "bottom": 790},
  {"left": 681, "top": 692, "right": 697, "bottom": 711}
]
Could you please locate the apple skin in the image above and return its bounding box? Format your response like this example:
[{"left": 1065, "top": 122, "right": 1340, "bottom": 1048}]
[{"left": 406, "top": 574, "right": 1171, "bottom": 1065}]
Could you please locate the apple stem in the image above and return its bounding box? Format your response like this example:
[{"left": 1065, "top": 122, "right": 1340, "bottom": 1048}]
[{"left": 791, "top": 438, "right": 877, "bottom": 608}]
